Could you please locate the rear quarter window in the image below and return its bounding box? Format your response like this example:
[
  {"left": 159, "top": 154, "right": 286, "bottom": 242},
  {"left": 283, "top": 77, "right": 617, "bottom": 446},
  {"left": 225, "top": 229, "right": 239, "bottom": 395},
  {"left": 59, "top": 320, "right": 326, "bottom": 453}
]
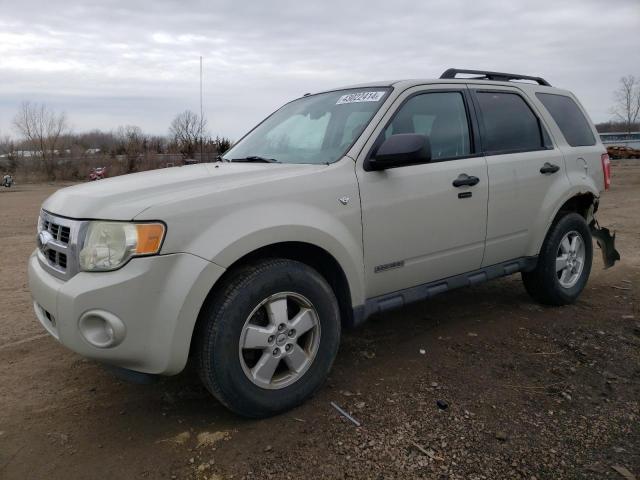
[{"left": 536, "top": 93, "right": 596, "bottom": 147}]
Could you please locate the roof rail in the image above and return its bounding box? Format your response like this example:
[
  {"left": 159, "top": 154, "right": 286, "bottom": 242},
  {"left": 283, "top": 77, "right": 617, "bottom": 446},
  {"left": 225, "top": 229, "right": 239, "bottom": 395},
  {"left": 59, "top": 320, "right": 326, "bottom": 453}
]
[{"left": 440, "top": 68, "right": 551, "bottom": 87}]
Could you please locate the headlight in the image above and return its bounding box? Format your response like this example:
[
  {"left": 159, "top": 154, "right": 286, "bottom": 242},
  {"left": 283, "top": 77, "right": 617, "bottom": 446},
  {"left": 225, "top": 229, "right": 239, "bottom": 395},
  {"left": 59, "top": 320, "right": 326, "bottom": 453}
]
[{"left": 79, "top": 221, "right": 165, "bottom": 271}]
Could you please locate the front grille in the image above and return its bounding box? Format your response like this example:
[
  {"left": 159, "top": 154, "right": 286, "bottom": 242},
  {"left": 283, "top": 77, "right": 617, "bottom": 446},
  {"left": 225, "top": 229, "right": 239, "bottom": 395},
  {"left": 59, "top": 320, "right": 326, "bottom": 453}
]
[
  {"left": 46, "top": 249, "right": 68, "bottom": 268},
  {"left": 42, "top": 219, "right": 71, "bottom": 245},
  {"left": 37, "top": 211, "right": 83, "bottom": 280}
]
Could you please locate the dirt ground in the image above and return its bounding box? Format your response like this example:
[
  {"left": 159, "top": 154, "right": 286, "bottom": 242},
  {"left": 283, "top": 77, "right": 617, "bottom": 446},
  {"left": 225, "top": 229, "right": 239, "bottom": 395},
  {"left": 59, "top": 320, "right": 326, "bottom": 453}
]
[{"left": 1, "top": 164, "right": 638, "bottom": 480}]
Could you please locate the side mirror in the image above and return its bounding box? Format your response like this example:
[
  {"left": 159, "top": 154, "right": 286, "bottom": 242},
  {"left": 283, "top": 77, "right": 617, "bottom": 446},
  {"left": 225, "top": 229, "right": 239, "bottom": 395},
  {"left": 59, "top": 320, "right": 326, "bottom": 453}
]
[{"left": 365, "top": 133, "right": 431, "bottom": 171}]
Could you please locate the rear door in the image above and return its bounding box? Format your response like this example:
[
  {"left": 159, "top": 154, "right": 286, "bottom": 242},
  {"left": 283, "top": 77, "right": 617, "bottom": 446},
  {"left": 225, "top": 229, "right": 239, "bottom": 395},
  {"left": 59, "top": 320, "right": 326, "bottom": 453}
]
[
  {"left": 469, "top": 85, "right": 571, "bottom": 266},
  {"left": 356, "top": 85, "right": 489, "bottom": 298}
]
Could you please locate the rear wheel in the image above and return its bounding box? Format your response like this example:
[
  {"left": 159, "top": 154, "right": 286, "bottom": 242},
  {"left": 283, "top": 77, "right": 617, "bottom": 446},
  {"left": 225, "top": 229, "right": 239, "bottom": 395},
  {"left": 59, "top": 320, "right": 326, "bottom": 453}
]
[
  {"left": 522, "top": 213, "right": 593, "bottom": 305},
  {"left": 196, "top": 258, "right": 341, "bottom": 418}
]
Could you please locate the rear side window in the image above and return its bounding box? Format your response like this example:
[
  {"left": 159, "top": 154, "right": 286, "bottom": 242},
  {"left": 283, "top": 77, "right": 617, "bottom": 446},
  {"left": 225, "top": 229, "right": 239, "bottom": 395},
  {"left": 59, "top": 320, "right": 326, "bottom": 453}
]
[
  {"left": 536, "top": 93, "right": 595, "bottom": 147},
  {"left": 475, "top": 91, "right": 544, "bottom": 155}
]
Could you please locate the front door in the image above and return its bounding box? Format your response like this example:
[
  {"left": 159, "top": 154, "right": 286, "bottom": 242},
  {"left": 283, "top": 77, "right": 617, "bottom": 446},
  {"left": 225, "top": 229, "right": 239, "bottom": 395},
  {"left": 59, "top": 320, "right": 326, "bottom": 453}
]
[{"left": 356, "top": 86, "right": 489, "bottom": 298}]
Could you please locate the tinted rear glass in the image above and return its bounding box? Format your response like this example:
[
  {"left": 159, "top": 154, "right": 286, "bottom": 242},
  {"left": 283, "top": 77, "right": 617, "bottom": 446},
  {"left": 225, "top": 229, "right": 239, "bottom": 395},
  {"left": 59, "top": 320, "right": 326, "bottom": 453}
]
[
  {"left": 536, "top": 93, "right": 595, "bottom": 147},
  {"left": 476, "top": 92, "right": 543, "bottom": 154}
]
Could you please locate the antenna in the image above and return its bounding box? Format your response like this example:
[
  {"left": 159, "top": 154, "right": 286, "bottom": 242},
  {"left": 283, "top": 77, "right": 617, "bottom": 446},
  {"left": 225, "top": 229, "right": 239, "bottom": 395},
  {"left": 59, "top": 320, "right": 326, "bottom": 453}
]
[{"left": 200, "top": 55, "right": 204, "bottom": 162}]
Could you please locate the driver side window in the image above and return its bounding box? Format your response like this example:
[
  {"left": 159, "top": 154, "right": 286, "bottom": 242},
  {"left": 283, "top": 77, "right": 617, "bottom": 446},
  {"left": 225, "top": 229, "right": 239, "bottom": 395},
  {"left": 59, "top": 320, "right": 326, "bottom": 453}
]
[{"left": 385, "top": 92, "right": 471, "bottom": 161}]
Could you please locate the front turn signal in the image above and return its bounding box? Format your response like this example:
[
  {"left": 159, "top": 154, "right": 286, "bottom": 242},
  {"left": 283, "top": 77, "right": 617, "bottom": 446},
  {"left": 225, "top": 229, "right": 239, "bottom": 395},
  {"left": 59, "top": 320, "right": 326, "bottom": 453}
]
[{"left": 135, "top": 223, "right": 166, "bottom": 255}]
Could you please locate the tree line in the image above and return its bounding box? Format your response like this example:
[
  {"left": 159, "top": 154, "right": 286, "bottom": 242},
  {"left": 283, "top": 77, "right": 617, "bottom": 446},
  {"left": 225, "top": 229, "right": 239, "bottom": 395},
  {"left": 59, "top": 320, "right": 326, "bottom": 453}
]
[{"left": 0, "top": 102, "right": 232, "bottom": 180}]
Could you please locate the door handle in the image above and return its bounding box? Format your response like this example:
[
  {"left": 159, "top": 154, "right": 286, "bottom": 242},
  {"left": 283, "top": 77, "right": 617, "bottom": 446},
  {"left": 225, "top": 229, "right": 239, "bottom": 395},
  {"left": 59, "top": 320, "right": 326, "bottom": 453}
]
[
  {"left": 540, "top": 162, "right": 560, "bottom": 174},
  {"left": 452, "top": 173, "right": 480, "bottom": 187}
]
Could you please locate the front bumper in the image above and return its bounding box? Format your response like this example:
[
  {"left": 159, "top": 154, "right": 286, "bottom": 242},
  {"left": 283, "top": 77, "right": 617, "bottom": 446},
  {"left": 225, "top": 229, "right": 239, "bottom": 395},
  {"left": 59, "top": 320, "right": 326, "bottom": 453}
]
[{"left": 28, "top": 250, "right": 225, "bottom": 375}]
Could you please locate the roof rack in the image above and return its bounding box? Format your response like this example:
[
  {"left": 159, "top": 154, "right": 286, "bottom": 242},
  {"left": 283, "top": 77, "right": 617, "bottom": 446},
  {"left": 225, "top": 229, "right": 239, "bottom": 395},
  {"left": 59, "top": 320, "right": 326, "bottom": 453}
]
[{"left": 440, "top": 68, "right": 551, "bottom": 87}]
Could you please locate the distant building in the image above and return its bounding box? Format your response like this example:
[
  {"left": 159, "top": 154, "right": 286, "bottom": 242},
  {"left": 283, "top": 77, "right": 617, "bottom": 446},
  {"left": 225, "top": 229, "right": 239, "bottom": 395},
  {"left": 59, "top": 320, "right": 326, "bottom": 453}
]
[
  {"left": 600, "top": 132, "right": 640, "bottom": 149},
  {"left": 8, "top": 149, "right": 64, "bottom": 158},
  {"left": 14, "top": 150, "right": 40, "bottom": 157}
]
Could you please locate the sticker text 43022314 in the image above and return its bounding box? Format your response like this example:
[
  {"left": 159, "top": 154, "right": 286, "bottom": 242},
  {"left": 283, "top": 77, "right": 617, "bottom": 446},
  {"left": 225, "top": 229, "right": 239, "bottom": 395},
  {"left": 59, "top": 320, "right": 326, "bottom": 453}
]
[{"left": 336, "top": 91, "right": 386, "bottom": 105}]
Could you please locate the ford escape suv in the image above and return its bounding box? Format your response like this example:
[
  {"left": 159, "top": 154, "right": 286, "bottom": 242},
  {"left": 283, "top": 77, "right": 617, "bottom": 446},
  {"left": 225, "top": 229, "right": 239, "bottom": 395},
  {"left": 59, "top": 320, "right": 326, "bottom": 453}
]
[{"left": 29, "top": 68, "right": 619, "bottom": 417}]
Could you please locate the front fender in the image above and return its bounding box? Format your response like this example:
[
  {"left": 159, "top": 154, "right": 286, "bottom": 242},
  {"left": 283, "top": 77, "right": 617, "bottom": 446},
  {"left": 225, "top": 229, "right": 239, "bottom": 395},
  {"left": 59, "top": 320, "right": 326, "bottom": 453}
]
[
  {"left": 178, "top": 202, "right": 365, "bottom": 307},
  {"left": 137, "top": 159, "right": 365, "bottom": 307}
]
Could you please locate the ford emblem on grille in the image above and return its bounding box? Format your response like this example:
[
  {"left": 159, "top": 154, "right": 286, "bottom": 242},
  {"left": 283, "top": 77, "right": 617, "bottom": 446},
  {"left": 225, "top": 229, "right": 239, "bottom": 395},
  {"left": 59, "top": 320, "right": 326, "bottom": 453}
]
[{"left": 38, "top": 230, "right": 54, "bottom": 253}]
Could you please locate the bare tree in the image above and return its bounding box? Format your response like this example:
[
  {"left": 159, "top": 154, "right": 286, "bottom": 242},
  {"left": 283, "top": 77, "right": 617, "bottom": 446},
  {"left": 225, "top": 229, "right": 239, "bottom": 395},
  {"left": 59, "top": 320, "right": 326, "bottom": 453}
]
[
  {"left": 13, "top": 101, "right": 69, "bottom": 180},
  {"left": 611, "top": 75, "right": 640, "bottom": 135},
  {"left": 148, "top": 135, "right": 167, "bottom": 154},
  {"left": 115, "top": 125, "right": 146, "bottom": 173},
  {"left": 0, "top": 133, "right": 18, "bottom": 173},
  {"left": 0, "top": 133, "right": 12, "bottom": 154},
  {"left": 211, "top": 135, "right": 232, "bottom": 154},
  {"left": 169, "top": 110, "right": 207, "bottom": 159}
]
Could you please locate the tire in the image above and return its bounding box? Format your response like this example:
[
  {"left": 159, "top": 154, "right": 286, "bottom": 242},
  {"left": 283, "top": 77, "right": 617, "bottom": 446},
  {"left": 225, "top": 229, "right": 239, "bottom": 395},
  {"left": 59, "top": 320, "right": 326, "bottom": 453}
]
[
  {"left": 522, "top": 212, "right": 593, "bottom": 305},
  {"left": 196, "top": 258, "right": 341, "bottom": 418}
]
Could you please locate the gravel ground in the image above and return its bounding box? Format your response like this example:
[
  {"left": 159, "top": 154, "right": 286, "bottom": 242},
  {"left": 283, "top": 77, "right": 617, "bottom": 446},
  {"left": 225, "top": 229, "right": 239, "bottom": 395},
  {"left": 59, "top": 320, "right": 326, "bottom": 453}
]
[{"left": 0, "top": 162, "right": 638, "bottom": 479}]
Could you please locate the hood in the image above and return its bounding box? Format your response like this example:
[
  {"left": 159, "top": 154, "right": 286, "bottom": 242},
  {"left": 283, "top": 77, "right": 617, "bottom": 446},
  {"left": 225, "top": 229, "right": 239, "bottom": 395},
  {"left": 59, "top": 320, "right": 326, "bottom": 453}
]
[{"left": 43, "top": 162, "right": 326, "bottom": 220}]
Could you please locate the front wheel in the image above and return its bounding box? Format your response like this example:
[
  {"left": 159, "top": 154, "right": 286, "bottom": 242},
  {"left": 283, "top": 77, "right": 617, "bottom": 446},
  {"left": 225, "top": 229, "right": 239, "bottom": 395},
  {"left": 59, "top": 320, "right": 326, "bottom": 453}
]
[
  {"left": 522, "top": 212, "right": 593, "bottom": 305},
  {"left": 196, "top": 258, "right": 341, "bottom": 418}
]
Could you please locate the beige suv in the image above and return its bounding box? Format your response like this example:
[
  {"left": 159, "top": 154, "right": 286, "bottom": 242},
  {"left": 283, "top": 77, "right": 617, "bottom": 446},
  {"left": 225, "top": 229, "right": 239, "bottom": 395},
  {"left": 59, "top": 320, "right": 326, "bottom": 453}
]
[{"left": 28, "top": 68, "right": 619, "bottom": 417}]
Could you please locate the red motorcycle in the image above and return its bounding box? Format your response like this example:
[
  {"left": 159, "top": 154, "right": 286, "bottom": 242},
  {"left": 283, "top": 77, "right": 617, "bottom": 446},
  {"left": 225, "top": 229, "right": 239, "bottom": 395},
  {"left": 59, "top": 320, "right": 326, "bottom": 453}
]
[{"left": 89, "top": 167, "right": 107, "bottom": 181}]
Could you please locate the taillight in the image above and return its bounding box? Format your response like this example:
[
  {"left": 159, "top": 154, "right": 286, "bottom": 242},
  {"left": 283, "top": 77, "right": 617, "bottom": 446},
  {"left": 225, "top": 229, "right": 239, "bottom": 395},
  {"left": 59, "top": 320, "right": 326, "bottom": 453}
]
[{"left": 601, "top": 153, "right": 611, "bottom": 190}]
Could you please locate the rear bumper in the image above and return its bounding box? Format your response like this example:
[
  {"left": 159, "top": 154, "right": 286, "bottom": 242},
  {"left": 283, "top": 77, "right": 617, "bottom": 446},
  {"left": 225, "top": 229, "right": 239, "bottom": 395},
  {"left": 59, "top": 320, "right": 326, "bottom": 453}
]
[
  {"left": 28, "top": 250, "right": 225, "bottom": 375},
  {"left": 590, "top": 221, "right": 620, "bottom": 269}
]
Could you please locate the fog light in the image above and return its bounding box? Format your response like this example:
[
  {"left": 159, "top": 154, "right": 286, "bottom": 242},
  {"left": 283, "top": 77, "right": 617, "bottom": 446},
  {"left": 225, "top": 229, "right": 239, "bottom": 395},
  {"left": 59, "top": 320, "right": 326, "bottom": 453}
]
[{"left": 79, "top": 310, "right": 126, "bottom": 348}]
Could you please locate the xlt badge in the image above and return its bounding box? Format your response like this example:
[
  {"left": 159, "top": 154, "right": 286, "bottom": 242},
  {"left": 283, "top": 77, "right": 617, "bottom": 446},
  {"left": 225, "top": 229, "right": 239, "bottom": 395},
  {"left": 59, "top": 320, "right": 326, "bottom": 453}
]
[{"left": 374, "top": 260, "right": 405, "bottom": 273}]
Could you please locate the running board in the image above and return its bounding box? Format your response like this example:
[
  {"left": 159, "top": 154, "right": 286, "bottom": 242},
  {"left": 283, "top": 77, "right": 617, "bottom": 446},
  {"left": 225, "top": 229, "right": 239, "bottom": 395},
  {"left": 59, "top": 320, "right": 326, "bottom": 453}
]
[{"left": 350, "top": 257, "right": 538, "bottom": 327}]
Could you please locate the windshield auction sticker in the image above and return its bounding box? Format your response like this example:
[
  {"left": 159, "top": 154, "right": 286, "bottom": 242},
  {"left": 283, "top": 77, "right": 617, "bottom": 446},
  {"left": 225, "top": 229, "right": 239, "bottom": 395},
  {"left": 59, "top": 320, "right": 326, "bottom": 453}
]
[{"left": 336, "top": 91, "right": 386, "bottom": 104}]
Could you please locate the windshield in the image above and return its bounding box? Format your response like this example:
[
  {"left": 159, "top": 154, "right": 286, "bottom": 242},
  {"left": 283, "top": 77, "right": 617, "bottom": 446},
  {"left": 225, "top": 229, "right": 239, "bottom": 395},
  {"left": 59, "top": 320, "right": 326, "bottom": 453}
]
[{"left": 223, "top": 87, "right": 391, "bottom": 164}]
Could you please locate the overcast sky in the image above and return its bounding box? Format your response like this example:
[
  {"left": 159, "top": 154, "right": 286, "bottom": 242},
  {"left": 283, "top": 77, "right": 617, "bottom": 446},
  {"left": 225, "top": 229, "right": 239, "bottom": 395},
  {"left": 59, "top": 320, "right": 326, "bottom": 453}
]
[{"left": 1, "top": 0, "right": 639, "bottom": 140}]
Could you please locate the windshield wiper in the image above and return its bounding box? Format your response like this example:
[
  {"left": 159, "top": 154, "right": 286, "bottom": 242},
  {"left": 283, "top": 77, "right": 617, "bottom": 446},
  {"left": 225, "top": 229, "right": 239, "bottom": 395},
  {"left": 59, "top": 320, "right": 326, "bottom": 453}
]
[{"left": 230, "top": 156, "right": 280, "bottom": 163}]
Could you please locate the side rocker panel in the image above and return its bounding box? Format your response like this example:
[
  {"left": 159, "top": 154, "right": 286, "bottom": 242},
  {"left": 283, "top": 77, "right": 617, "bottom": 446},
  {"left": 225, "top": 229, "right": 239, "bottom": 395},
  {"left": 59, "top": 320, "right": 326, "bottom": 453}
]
[{"left": 351, "top": 256, "right": 538, "bottom": 327}]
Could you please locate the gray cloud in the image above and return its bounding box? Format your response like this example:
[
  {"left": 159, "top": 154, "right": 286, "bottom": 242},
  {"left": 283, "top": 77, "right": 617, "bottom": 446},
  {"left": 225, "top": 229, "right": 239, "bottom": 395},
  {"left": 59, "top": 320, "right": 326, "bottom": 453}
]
[{"left": 0, "top": 0, "right": 638, "bottom": 138}]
